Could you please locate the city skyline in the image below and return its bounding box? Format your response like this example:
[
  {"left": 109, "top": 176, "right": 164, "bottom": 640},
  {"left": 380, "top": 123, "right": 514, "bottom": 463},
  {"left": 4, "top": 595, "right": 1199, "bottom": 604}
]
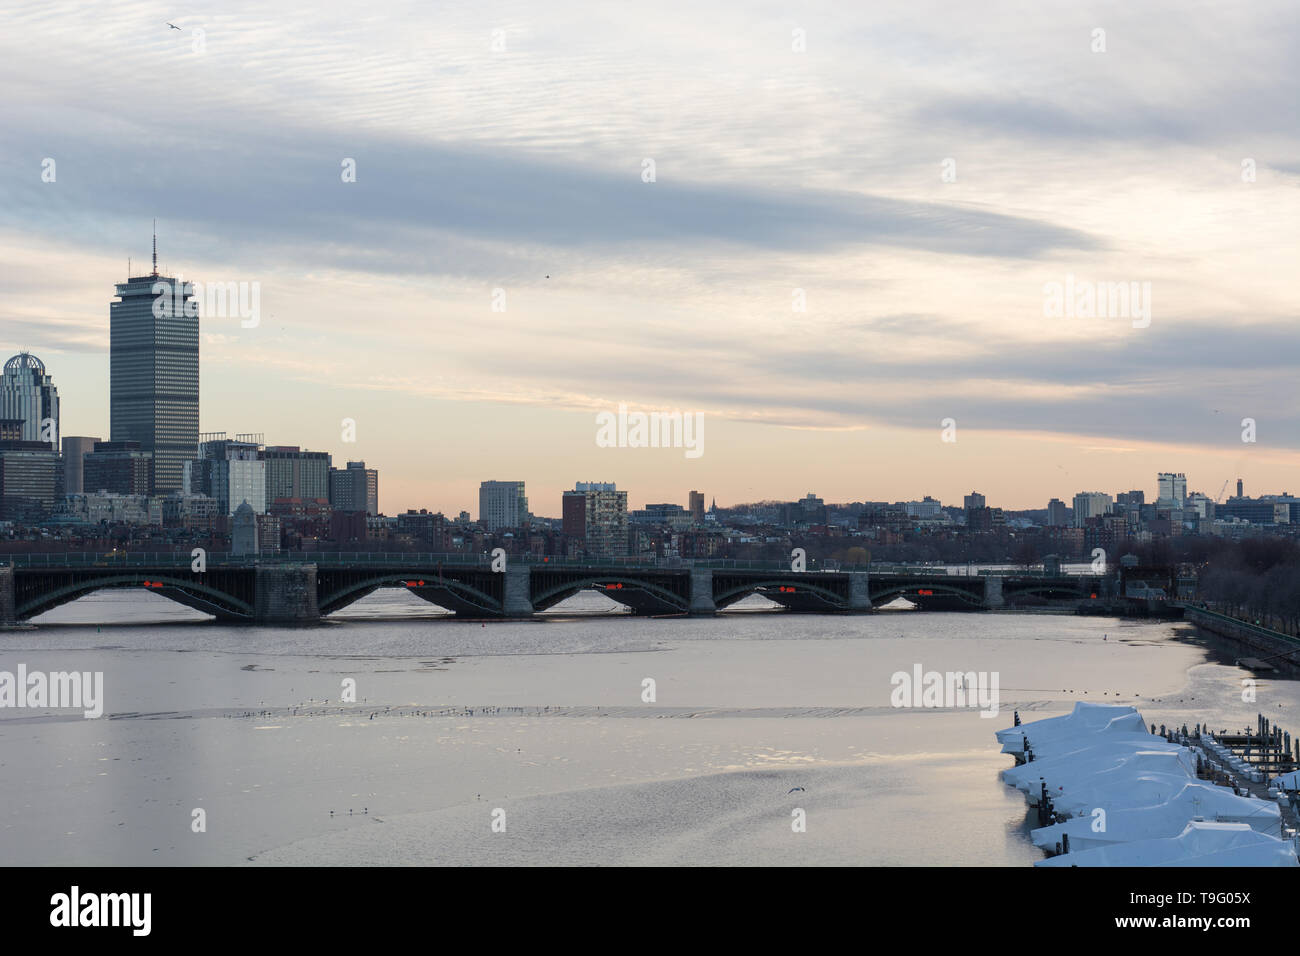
[{"left": 4, "top": 1, "right": 1298, "bottom": 515}]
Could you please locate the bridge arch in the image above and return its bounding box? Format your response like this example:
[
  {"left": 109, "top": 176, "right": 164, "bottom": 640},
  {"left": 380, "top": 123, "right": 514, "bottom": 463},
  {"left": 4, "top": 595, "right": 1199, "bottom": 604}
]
[
  {"left": 713, "top": 578, "right": 847, "bottom": 611},
  {"left": 869, "top": 581, "right": 987, "bottom": 610},
  {"left": 530, "top": 575, "right": 689, "bottom": 615},
  {"left": 18, "top": 574, "right": 254, "bottom": 621},
  {"left": 317, "top": 574, "right": 502, "bottom": 617}
]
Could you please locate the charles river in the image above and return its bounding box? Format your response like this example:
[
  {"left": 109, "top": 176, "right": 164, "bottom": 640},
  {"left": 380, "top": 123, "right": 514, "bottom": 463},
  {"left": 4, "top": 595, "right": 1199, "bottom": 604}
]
[{"left": 2, "top": 588, "right": 1295, "bottom": 866}]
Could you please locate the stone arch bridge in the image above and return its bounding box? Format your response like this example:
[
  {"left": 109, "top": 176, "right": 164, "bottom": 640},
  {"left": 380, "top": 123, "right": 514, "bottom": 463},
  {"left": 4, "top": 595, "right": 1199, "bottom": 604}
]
[{"left": 0, "top": 554, "right": 1111, "bottom": 625}]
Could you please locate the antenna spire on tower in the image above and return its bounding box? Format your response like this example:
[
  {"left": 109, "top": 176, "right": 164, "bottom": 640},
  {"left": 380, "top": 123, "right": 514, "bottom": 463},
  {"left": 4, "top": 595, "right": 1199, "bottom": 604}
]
[{"left": 152, "top": 220, "right": 158, "bottom": 276}]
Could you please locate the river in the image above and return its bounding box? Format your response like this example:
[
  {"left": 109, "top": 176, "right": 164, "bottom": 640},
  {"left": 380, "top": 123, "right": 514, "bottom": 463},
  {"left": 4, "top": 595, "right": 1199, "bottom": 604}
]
[{"left": 0, "top": 589, "right": 1293, "bottom": 866}]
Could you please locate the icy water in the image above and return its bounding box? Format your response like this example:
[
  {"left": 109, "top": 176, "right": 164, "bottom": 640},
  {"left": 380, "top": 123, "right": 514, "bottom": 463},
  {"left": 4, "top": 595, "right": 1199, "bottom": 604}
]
[{"left": 0, "top": 589, "right": 1293, "bottom": 866}]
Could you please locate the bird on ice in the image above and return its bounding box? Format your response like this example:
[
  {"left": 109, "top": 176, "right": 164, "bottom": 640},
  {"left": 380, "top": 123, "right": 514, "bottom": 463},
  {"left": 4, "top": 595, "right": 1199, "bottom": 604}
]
[
  {"left": 167, "top": 22, "right": 181, "bottom": 30},
  {"left": 787, "top": 787, "right": 805, "bottom": 793}
]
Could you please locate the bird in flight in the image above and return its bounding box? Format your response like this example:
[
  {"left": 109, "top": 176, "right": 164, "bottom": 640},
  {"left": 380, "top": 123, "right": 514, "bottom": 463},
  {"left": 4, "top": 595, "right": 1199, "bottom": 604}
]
[
  {"left": 787, "top": 786, "right": 805, "bottom": 793},
  {"left": 167, "top": 21, "right": 181, "bottom": 30}
]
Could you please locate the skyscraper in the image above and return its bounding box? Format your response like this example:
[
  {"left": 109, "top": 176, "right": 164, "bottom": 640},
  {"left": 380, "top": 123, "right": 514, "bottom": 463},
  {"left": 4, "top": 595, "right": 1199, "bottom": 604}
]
[
  {"left": 0, "top": 353, "right": 60, "bottom": 446},
  {"left": 1156, "top": 472, "right": 1187, "bottom": 508},
  {"left": 479, "top": 480, "right": 528, "bottom": 531},
  {"left": 110, "top": 234, "right": 199, "bottom": 494},
  {"left": 688, "top": 490, "right": 705, "bottom": 521}
]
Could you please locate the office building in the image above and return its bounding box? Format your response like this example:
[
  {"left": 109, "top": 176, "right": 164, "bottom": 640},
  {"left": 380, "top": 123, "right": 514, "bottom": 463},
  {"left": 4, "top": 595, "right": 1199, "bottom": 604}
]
[
  {"left": 479, "top": 480, "right": 528, "bottom": 531},
  {"left": 186, "top": 434, "right": 265, "bottom": 515},
  {"left": 0, "top": 352, "right": 60, "bottom": 445},
  {"left": 83, "top": 441, "right": 152, "bottom": 496},
  {"left": 0, "top": 437, "right": 61, "bottom": 521},
  {"left": 688, "top": 490, "right": 705, "bottom": 521},
  {"left": 61, "top": 436, "right": 100, "bottom": 495},
  {"left": 1217, "top": 498, "right": 1290, "bottom": 525},
  {"left": 1156, "top": 472, "right": 1187, "bottom": 508},
  {"left": 110, "top": 241, "right": 199, "bottom": 493}
]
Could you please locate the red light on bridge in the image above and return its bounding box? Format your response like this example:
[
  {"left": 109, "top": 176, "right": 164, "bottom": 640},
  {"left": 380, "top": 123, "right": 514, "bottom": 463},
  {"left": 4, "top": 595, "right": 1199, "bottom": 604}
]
[
  {"left": 405, "top": 580, "right": 427, "bottom": 588},
  {"left": 604, "top": 583, "right": 624, "bottom": 590},
  {"left": 917, "top": 589, "right": 933, "bottom": 596},
  {"left": 1090, "top": 592, "right": 1097, "bottom": 599},
  {"left": 778, "top": 586, "right": 797, "bottom": 593}
]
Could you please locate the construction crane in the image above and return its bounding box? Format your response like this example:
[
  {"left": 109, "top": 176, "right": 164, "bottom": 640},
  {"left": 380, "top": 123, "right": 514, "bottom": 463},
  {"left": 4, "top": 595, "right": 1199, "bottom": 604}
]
[{"left": 1215, "top": 479, "right": 1230, "bottom": 502}]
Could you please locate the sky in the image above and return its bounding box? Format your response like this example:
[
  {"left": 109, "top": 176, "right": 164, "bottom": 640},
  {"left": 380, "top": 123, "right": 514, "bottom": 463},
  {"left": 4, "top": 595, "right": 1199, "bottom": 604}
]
[{"left": 1, "top": 0, "right": 1297, "bottom": 516}]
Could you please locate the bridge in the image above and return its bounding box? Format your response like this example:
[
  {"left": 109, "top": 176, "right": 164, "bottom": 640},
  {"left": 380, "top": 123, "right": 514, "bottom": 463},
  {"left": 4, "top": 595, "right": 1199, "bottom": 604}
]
[{"left": 0, "top": 553, "right": 1114, "bottom": 626}]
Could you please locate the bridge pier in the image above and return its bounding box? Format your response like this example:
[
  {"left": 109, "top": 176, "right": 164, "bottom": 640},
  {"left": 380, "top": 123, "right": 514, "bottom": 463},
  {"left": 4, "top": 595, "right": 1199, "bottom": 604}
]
[
  {"left": 255, "top": 565, "right": 320, "bottom": 625},
  {"left": 847, "top": 571, "right": 872, "bottom": 612},
  {"left": 0, "top": 565, "right": 14, "bottom": 627},
  {"left": 503, "top": 564, "right": 534, "bottom": 617},
  {"left": 689, "top": 568, "right": 716, "bottom": 616},
  {"left": 983, "top": 576, "right": 1004, "bottom": 609}
]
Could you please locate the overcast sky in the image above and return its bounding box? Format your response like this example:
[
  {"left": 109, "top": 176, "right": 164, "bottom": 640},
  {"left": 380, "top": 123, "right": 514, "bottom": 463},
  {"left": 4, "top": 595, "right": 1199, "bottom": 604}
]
[{"left": 2, "top": 0, "right": 1297, "bottom": 514}]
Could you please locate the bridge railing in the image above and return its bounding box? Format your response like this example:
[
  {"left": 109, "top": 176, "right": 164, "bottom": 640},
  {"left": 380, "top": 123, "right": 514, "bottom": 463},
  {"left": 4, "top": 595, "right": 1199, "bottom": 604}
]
[{"left": 0, "top": 552, "right": 1108, "bottom": 575}]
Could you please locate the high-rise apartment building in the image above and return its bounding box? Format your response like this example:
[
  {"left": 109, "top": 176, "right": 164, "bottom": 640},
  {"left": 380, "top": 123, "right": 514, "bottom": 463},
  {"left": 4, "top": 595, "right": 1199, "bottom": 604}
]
[
  {"left": 562, "top": 482, "right": 628, "bottom": 558},
  {"left": 0, "top": 353, "right": 60, "bottom": 446},
  {"left": 479, "top": 480, "right": 528, "bottom": 531},
  {"left": 1072, "top": 492, "right": 1113, "bottom": 527},
  {"left": 110, "top": 242, "right": 199, "bottom": 494},
  {"left": 1046, "top": 497, "right": 1071, "bottom": 527},
  {"left": 688, "top": 490, "right": 705, "bottom": 521},
  {"left": 264, "top": 446, "right": 331, "bottom": 503},
  {"left": 329, "top": 461, "right": 379, "bottom": 515}
]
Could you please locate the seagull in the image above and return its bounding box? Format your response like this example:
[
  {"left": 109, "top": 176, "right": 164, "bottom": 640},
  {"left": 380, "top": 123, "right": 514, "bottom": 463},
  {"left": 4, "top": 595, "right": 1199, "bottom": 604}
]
[
  {"left": 167, "top": 22, "right": 181, "bottom": 30},
  {"left": 787, "top": 786, "right": 805, "bottom": 793}
]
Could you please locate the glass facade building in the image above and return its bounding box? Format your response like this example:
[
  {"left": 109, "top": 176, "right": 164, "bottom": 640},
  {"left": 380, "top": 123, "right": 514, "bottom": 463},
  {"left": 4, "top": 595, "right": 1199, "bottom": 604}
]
[
  {"left": 0, "top": 353, "right": 60, "bottom": 446},
  {"left": 110, "top": 271, "right": 199, "bottom": 493}
]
